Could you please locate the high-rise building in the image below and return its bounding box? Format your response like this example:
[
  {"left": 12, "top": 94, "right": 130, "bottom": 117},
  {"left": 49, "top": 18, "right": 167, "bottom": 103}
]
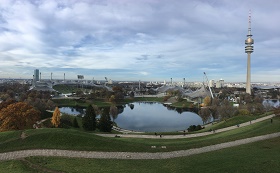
[
  {"left": 34, "top": 69, "right": 39, "bottom": 82},
  {"left": 245, "top": 11, "right": 254, "bottom": 95}
]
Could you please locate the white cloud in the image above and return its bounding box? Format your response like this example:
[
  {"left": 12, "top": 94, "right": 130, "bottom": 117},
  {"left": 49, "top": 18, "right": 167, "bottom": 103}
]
[{"left": 0, "top": 0, "right": 279, "bottom": 82}]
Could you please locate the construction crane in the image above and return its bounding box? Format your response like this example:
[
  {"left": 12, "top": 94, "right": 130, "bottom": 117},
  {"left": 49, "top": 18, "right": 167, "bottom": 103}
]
[{"left": 203, "top": 72, "right": 214, "bottom": 99}]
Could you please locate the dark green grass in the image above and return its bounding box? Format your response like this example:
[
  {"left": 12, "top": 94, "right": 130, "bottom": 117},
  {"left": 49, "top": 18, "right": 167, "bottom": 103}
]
[
  {"left": 0, "top": 117, "right": 279, "bottom": 153},
  {"left": 198, "top": 113, "right": 270, "bottom": 132},
  {"left": 0, "top": 160, "right": 37, "bottom": 173},
  {"left": 171, "top": 99, "right": 193, "bottom": 108},
  {"left": 19, "top": 136, "right": 280, "bottom": 173}
]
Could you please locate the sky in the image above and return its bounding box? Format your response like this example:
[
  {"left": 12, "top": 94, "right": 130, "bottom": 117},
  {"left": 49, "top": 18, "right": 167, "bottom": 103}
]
[{"left": 0, "top": 0, "right": 279, "bottom": 82}]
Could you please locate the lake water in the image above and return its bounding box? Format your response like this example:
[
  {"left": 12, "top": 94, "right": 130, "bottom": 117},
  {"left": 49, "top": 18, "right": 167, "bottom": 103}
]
[
  {"left": 60, "top": 102, "right": 203, "bottom": 132},
  {"left": 115, "top": 102, "right": 203, "bottom": 132},
  {"left": 59, "top": 107, "right": 85, "bottom": 115}
]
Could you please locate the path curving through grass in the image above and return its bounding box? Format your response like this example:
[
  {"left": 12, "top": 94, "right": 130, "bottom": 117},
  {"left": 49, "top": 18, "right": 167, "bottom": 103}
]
[{"left": 0, "top": 132, "right": 279, "bottom": 161}]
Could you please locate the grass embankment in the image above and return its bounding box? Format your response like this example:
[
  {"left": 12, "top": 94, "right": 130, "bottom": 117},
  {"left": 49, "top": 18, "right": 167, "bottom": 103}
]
[
  {"left": 170, "top": 99, "right": 194, "bottom": 108},
  {"left": 1, "top": 136, "right": 279, "bottom": 173},
  {"left": 0, "top": 116, "right": 279, "bottom": 153},
  {"left": 24, "top": 137, "right": 280, "bottom": 173},
  {"left": 196, "top": 113, "right": 272, "bottom": 133}
]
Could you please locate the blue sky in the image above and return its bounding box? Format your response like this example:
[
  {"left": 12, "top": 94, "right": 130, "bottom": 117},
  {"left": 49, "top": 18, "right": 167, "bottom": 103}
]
[{"left": 0, "top": 0, "right": 279, "bottom": 82}]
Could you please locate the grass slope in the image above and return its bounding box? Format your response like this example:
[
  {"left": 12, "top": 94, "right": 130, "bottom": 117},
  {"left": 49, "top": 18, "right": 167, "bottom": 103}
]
[
  {"left": 0, "top": 117, "right": 279, "bottom": 153},
  {"left": 1, "top": 137, "right": 279, "bottom": 173}
]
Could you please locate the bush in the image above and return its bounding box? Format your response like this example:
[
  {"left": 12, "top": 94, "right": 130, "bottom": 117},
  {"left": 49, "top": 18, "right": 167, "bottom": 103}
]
[
  {"left": 163, "top": 96, "right": 171, "bottom": 102},
  {"left": 60, "top": 114, "right": 72, "bottom": 128},
  {"left": 187, "top": 125, "right": 203, "bottom": 132},
  {"left": 237, "top": 109, "right": 250, "bottom": 116}
]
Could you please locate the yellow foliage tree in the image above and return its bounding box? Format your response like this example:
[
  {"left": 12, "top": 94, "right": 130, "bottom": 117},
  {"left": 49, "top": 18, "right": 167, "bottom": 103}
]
[
  {"left": 51, "top": 107, "right": 61, "bottom": 127},
  {"left": 0, "top": 102, "right": 40, "bottom": 131},
  {"left": 203, "top": 96, "right": 211, "bottom": 107}
]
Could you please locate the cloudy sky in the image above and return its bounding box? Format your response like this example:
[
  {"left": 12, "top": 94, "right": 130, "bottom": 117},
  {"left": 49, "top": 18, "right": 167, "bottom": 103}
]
[{"left": 0, "top": 0, "right": 279, "bottom": 82}]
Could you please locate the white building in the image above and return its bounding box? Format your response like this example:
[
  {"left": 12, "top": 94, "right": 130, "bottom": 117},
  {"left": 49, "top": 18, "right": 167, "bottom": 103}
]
[
  {"left": 209, "top": 80, "right": 215, "bottom": 87},
  {"left": 216, "top": 79, "right": 225, "bottom": 88}
]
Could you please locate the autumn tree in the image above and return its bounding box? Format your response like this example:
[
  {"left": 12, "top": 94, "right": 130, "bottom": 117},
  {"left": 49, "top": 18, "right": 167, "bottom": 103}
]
[
  {"left": 82, "top": 105, "right": 97, "bottom": 131},
  {"left": 51, "top": 107, "right": 61, "bottom": 127},
  {"left": 203, "top": 96, "right": 211, "bottom": 107},
  {"left": 0, "top": 102, "right": 40, "bottom": 131}
]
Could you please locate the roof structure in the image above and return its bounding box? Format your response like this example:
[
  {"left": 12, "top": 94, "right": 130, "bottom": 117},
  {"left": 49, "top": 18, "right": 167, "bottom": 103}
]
[{"left": 184, "top": 85, "right": 211, "bottom": 99}]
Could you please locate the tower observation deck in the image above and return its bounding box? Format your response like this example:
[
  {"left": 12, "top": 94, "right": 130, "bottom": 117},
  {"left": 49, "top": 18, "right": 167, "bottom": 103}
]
[{"left": 245, "top": 11, "right": 254, "bottom": 95}]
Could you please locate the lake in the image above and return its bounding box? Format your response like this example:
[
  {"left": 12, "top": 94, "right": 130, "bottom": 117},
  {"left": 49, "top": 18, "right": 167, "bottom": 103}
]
[{"left": 60, "top": 102, "right": 203, "bottom": 132}]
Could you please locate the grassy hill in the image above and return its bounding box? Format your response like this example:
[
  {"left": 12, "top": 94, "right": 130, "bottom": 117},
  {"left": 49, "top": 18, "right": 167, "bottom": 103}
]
[{"left": 0, "top": 116, "right": 279, "bottom": 172}]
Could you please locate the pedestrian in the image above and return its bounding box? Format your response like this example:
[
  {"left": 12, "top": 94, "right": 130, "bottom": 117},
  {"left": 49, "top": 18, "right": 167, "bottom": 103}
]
[{"left": 160, "top": 134, "right": 162, "bottom": 138}]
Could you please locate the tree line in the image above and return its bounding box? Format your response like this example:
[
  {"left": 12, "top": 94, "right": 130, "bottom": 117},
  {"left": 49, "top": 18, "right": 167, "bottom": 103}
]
[{"left": 199, "top": 93, "right": 277, "bottom": 124}]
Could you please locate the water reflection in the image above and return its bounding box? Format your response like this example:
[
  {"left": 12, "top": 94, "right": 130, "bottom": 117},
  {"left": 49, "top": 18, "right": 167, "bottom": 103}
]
[
  {"left": 59, "top": 107, "right": 85, "bottom": 115},
  {"left": 114, "top": 102, "right": 203, "bottom": 132},
  {"left": 59, "top": 102, "right": 204, "bottom": 132}
]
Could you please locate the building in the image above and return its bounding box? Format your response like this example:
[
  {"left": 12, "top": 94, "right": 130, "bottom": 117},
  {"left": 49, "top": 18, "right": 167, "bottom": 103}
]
[
  {"left": 34, "top": 69, "right": 39, "bottom": 82},
  {"left": 216, "top": 79, "right": 224, "bottom": 88},
  {"left": 209, "top": 80, "right": 215, "bottom": 87},
  {"left": 245, "top": 11, "right": 254, "bottom": 95}
]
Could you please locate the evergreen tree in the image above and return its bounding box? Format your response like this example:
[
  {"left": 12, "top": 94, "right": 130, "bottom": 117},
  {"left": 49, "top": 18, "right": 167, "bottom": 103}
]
[
  {"left": 109, "top": 105, "right": 118, "bottom": 122},
  {"left": 73, "top": 117, "right": 79, "bottom": 128},
  {"left": 51, "top": 107, "right": 61, "bottom": 128},
  {"left": 82, "top": 105, "right": 96, "bottom": 131},
  {"left": 98, "top": 108, "right": 113, "bottom": 132}
]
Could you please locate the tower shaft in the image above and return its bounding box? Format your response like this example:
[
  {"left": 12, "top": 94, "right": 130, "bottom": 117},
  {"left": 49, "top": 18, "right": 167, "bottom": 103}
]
[
  {"left": 246, "top": 53, "right": 251, "bottom": 95},
  {"left": 245, "top": 11, "right": 254, "bottom": 95}
]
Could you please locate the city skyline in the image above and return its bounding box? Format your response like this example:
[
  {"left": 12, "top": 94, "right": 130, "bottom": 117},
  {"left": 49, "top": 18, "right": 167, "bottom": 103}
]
[{"left": 0, "top": 0, "right": 279, "bottom": 82}]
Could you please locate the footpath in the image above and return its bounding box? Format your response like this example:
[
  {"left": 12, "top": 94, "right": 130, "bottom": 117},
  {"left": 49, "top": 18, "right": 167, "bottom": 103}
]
[{"left": 98, "top": 114, "right": 275, "bottom": 139}]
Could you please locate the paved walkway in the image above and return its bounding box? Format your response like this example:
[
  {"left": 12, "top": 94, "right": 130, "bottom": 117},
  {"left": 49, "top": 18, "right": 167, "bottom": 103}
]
[
  {"left": 99, "top": 114, "right": 275, "bottom": 139},
  {"left": 0, "top": 132, "right": 279, "bottom": 161}
]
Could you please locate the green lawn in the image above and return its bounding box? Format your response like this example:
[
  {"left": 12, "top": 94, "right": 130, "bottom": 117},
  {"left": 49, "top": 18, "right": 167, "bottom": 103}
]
[
  {"left": 197, "top": 113, "right": 270, "bottom": 133},
  {"left": 171, "top": 99, "right": 194, "bottom": 108},
  {"left": 1, "top": 136, "right": 279, "bottom": 173},
  {"left": 0, "top": 116, "right": 279, "bottom": 153}
]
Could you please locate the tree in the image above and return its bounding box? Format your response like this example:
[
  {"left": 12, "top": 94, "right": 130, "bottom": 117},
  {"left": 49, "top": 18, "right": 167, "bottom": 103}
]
[
  {"left": 218, "top": 100, "right": 237, "bottom": 120},
  {"left": 203, "top": 96, "right": 211, "bottom": 107},
  {"left": 199, "top": 107, "right": 212, "bottom": 124},
  {"left": 209, "top": 98, "right": 220, "bottom": 119},
  {"left": 82, "top": 105, "right": 97, "bottom": 131},
  {"left": 73, "top": 117, "right": 79, "bottom": 128},
  {"left": 98, "top": 108, "right": 113, "bottom": 132},
  {"left": 51, "top": 107, "right": 61, "bottom": 127},
  {"left": 254, "top": 103, "right": 265, "bottom": 114},
  {"left": 0, "top": 102, "right": 40, "bottom": 131},
  {"left": 109, "top": 105, "right": 118, "bottom": 122}
]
